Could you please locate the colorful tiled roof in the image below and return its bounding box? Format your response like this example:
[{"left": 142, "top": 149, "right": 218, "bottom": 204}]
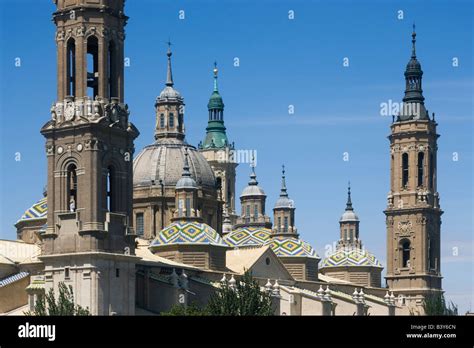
[
  {"left": 265, "top": 237, "right": 319, "bottom": 259},
  {"left": 224, "top": 227, "right": 272, "bottom": 248},
  {"left": 17, "top": 197, "right": 47, "bottom": 223},
  {"left": 149, "top": 221, "right": 228, "bottom": 248},
  {"left": 0, "top": 272, "right": 29, "bottom": 288},
  {"left": 320, "top": 248, "right": 383, "bottom": 268}
]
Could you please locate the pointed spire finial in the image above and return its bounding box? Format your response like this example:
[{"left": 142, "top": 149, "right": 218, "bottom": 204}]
[
  {"left": 213, "top": 61, "right": 218, "bottom": 92},
  {"left": 280, "top": 164, "right": 288, "bottom": 197},
  {"left": 249, "top": 155, "right": 258, "bottom": 185},
  {"left": 165, "top": 39, "right": 174, "bottom": 87},
  {"left": 182, "top": 148, "right": 191, "bottom": 178},
  {"left": 411, "top": 22, "right": 417, "bottom": 59},
  {"left": 346, "top": 181, "right": 353, "bottom": 211}
]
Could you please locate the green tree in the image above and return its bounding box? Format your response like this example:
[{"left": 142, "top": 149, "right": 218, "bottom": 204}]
[
  {"left": 207, "top": 270, "right": 274, "bottom": 316},
  {"left": 423, "top": 292, "right": 458, "bottom": 316},
  {"left": 161, "top": 302, "right": 208, "bottom": 316},
  {"left": 26, "top": 282, "right": 90, "bottom": 316}
]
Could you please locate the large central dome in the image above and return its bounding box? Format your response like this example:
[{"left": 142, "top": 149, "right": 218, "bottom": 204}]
[{"left": 133, "top": 138, "right": 215, "bottom": 189}]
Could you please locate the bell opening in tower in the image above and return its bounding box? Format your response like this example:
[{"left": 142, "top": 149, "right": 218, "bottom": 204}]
[
  {"left": 87, "top": 36, "right": 99, "bottom": 99},
  {"left": 66, "top": 38, "right": 76, "bottom": 97}
]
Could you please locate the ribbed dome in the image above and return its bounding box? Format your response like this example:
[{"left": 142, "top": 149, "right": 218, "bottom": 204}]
[
  {"left": 208, "top": 91, "right": 224, "bottom": 110},
  {"left": 241, "top": 167, "right": 266, "bottom": 197},
  {"left": 274, "top": 196, "right": 294, "bottom": 209},
  {"left": 133, "top": 139, "right": 216, "bottom": 189},
  {"left": 340, "top": 210, "right": 359, "bottom": 222},
  {"left": 406, "top": 58, "right": 421, "bottom": 71},
  {"left": 157, "top": 86, "right": 182, "bottom": 101},
  {"left": 241, "top": 185, "right": 266, "bottom": 197}
]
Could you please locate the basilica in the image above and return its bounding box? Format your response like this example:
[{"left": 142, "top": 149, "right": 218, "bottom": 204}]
[{"left": 0, "top": 0, "right": 443, "bottom": 316}]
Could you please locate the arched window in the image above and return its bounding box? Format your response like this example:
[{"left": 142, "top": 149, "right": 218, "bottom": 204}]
[
  {"left": 277, "top": 217, "right": 281, "bottom": 233},
  {"left": 349, "top": 229, "right": 354, "bottom": 242},
  {"left": 169, "top": 113, "right": 174, "bottom": 128},
  {"left": 106, "top": 166, "right": 115, "bottom": 212},
  {"left": 402, "top": 153, "right": 409, "bottom": 188},
  {"left": 417, "top": 152, "right": 424, "bottom": 187},
  {"left": 178, "top": 198, "right": 184, "bottom": 216},
  {"left": 245, "top": 205, "right": 250, "bottom": 224},
  {"left": 344, "top": 229, "right": 347, "bottom": 240},
  {"left": 66, "top": 38, "right": 76, "bottom": 96},
  {"left": 253, "top": 204, "right": 258, "bottom": 221},
  {"left": 86, "top": 36, "right": 99, "bottom": 98},
  {"left": 402, "top": 240, "right": 411, "bottom": 268},
  {"left": 185, "top": 197, "right": 191, "bottom": 217},
  {"left": 160, "top": 114, "right": 165, "bottom": 128},
  {"left": 136, "top": 213, "right": 144, "bottom": 236},
  {"left": 66, "top": 164, "right": 77, "bottom": 212},
  {"left": 108, "top": 40, "right": 117, "bottom": 98},
  {"left": 178, "top": 114, "right": 183, "bottom": 132},
  {"left": 284, "top": 217, "right": 288, "bottom": 232}
]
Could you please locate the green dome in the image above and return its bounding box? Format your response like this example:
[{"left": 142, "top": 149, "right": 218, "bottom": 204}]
[
  {"left": 202, "top": 122, "right": 229, "bottom": 149},
  {"left": 208, "top": 91, "right": 224, "bottom": 110}
]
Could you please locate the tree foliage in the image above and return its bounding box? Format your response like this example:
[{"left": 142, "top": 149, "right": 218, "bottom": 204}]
[
  {"left": 422, "top": 292, "right": 458, "bottom": 316},
  {"left": 161, "top": 302, "right": 208, "bottom": 316},
  {"left": 26, "top": 282, "right": 90, "bottom": 316},
  {"left": 207, "top": 270, "right": 274, "bottom": 316},
  {"left": 161, "top": 271, "right": 274, "bottom": 316}
]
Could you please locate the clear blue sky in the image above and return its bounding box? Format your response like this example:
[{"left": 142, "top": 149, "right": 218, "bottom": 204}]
[{"left": 0, "top": 0, "right": 472, "bottom": 312}]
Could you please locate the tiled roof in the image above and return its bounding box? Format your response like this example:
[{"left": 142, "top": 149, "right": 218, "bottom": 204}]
[
  {"left": 265, "top": 237, "right": 319, "bottom": 259},
  {"left": 17, "top": 197, "right": 47, "bottom": 223},
  {"left": 150, "top": 221, "right": 228, "bottom": 248},
  {"left": 0, "top": 271, "right": 29, "bottom": 288},
  {"left": 224, "top": 227, "right": 271, "bottom": 248},
  {"left": 320, "top": 248, "right": 383, "bottom": 268}
]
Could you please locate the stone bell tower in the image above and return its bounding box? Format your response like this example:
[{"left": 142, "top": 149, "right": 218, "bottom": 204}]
[
  {"left": 385, "top": 26, "right": 442, "bottom": 309},
  {"left": 39, "top": 0, "right": 139, "bottom": 315}
]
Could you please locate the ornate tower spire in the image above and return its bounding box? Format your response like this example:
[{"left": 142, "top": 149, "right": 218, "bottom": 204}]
[
  {"left": 339, "top": 182, "right": 360, "bottom": 248},
  {"left": 235, "top": 163, "right": 271, "bottom": 229},
  {"left": 201, "top": 62, "right": 229, "bottom": 149},
  {"left": 199, "top": 62, "right": 238, "bottom": 226},
  {"left": 345, "top": 182, "right": 353, "bottom": 211},
  {"left": 174, "top": 149, "right": 200, "bottom": 221},
  {"left": 249, "top": 164, "right": 258, "bottom": 185},
  {"left": 166, "top": 40, "right": 174, "bottom": 87},
  {"left": 280, "top": 165, "right": 288, "bottom": 197},
  {"left": 213, "top": 61, "right": 218, "bottom": 92},
  {"left": 400, "top": 23, "right": 428, "bottom": 120},
  {"left": 154, "top": 43, "right": 185, "bottom": 141},
  {"left": 273, "top": 165, "right": 297, "bottom": 237},
  {"left": 411, "top": 23, "right": 417, "bottom": 59}
]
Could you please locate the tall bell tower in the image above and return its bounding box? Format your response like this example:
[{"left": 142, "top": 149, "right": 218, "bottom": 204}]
[
  {"left": 39, "top": 0, "right": 139, "bottom": 315},
  {"left": 385, "top": 26, "right": 442, "bottom": 309}
]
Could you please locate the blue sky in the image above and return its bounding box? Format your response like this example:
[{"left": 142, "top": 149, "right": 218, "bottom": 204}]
[{"left": 0, "top": 0, "right": 472, "bottom": 312}]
